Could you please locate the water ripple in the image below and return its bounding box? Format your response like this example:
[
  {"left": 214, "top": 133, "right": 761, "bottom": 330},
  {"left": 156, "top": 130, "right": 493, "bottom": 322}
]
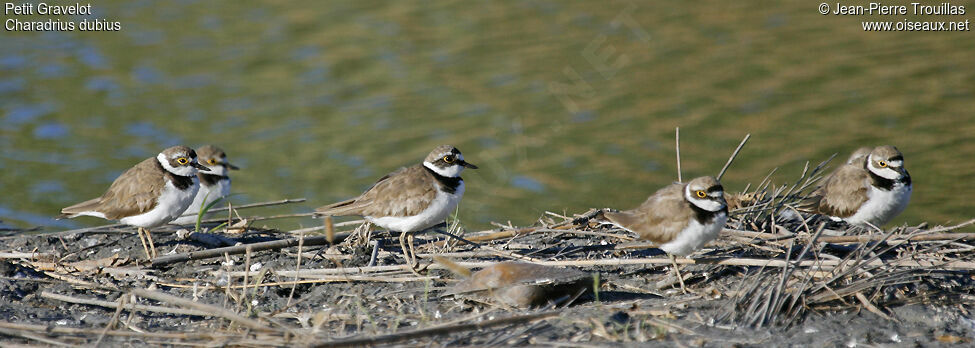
[
  {"left": 33, "top": 122, "right": 69, "bottom": 139},
  {"left": 511, "top": 175, "right": 546, "bottom": 193}
]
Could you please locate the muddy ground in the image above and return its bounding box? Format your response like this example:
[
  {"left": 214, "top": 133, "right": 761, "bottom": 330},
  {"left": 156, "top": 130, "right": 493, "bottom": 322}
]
[{"left": 1, "top": 210, "right": 974, "bottom": 347}]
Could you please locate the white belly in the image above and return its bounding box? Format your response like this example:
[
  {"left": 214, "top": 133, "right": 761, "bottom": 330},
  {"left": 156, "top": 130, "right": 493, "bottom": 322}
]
[
  {"left": 844, "top": 183, "right": 912, "bottom": 227},
  {"left": 121, "top": 179, "right": 199, "bottom": 228},
  {"left": 172, "top": 179, "right": 230, "bottom": 224},
  {"left": 367, "top": 182, "right": 465, "bottom": 233},
  {"left": 660, "top": 212, "right": 728, "bottom": 256}
]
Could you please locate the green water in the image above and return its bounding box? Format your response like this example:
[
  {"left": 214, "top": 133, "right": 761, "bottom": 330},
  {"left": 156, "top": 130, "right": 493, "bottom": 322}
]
[{"left": 2, "top": 1, "right": 974, "bottom": 232}]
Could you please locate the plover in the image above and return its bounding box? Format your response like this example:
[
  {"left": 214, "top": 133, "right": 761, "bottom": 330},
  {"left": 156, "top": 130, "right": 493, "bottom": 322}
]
[
  {"left": 315, "top": 145, "right": 477, "bottom": 267},
  {"left": 59, "top": 145, "right": 209, "bottom": 258},
  {"left": 172, "top": 145, "right": 238, "bottom": 225},
  {"left": 811, "top": 145, "right": 911, "bottom": 228},
  {"left": 603, "top": 176, "right": 728, "bottom": 292}
]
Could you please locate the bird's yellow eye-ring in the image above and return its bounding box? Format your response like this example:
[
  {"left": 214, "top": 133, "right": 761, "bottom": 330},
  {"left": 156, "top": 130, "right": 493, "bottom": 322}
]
[
  {"left": 695, "top": 190, "right": 707, "bottom": 198},
  {"left": 208, "top": 159, "right": 217, "bottom": 165},
  {"left": 878, "top": 160, "right": 887, "bottom": 168},
  {"left": 443, "top": 155, "right": 455, "bottom": 163},
  {"left": 176, "top": 157, "right": 189, "bottom": 165}
]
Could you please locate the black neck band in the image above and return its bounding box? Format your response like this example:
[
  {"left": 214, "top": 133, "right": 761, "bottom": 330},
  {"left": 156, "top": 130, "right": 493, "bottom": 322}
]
[{"left": 423, "top": 166, "right": 462, "bottom": 194}]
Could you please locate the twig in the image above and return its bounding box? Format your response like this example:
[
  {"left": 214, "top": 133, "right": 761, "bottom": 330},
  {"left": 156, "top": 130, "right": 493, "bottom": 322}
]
[
  {"left": 286, "top": 231, "right": 305, "bottom": 307},
  {"left": 324, "top": 216, "right": 335, "bottom": 244},
  {"left": 429, "top": 229, "right": 537, "bottom": 262},
  {"left": 179, "top": 198, "right": 307, "bottom": 216},
  {"left": 0, "top": 252, "right": 54, "bottom": 260},
  {"left": 818, "top": 231, "right": 975, "bottom": 244},
  {"left": 150, "top": 234, "right": 349, "bottom": 268},
  {"left": 0, "top": 326, "right": 74, "bottom": 346},
  {"left": 717, "top": 133, "right": 751, "bottom": 181},
  {"left": 93, "top": 295, "right": 126, "bottom": 347},
  {"left": 131, "top": 289, "right": 274, "bottom": 332},
  {"left": 533, "top": 228, "right": 634, "bottom": 241},
  {"left": 675, "top": 127, "right": 682, "bottom": 182},
  {"left": 286, "top": 220, "right": 364, "bottom": 235},
  {"left": 162, "top": 275, "right": 439, "bottom": 290},
  {"left": 855, "top": 292, "right": 894, "bottom": 321},
  {"left": 914, "top": 218, "right": 975, "bottom": 235},
  {"left": 429, "top": 227, "right": 538, "bottom": 248},
  {"left": 311, "top": 310, "right": 561, "bottom": 347},
  {"left": 40, "top": 291, "right": 210, "bottom": 316},
  {"left": 0, "top": 321, "right": 238, "bottom": 340}
]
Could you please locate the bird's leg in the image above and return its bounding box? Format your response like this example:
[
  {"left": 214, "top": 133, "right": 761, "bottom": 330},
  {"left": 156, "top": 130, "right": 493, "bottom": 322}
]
[
  {"left": 145, "top": 228, "right": 157, "bottom": 258},
  {"left": 408, "top": 232, "right": 430, "bottom": 274},
  {"left": 398, "top": 231, "right": 415, "bottom": 270},
  {"left": 137, "top": 227, "right": 151, "bottom": 260},
  {"left": 669, "top": 254, "right": 688, "bottom": 294},
  {"left": 407, "top": 233, "right": 418, "bottom": 266},
  {"left": 397, "top": 231, "right": 429, "bottom": 275}
]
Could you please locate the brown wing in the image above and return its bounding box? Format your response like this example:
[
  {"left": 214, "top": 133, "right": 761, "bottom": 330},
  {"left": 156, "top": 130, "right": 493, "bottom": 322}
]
[
  {"left": 813, "top": 164, "right": 869, "bottom": 218},
  {"left": 798, "top": 159, "right": 863, "bottom": 213},
  {"left": 315, "top": 165, "right": 438, "bottom": 218},
  {"left": 604, "top": 183, "right": 693, "bottom": 244},
  {"left": 61, "top": 158, "right": 165, "bottom": 220}
]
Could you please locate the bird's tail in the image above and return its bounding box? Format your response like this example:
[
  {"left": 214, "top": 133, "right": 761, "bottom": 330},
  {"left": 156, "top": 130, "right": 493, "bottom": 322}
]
[
  {"left": 57, "top": 198, "right": 101, "bottom": 220},
  {"left": 313, "top": 198, "right": 363, "bottom": 217}
]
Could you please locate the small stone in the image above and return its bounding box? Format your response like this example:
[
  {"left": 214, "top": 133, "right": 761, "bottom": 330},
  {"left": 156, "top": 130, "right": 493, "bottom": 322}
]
[
  {"left": 452, "top": 262, "right": 594, "bottom": 308},
  {"left": 609, "top": 311, "right": 630, "bottom": 324},
  {"left": 176, "top": 229, "right": 190, "bottom": 239}
]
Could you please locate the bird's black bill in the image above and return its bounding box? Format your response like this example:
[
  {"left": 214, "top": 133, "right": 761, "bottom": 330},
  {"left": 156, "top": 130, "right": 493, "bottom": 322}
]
[
  {"left": 460, "top": 160, "right": 478, "bottom": 169},
  {"left": 192, "top": 162, "right": 211, "bottom": 171},
  {"left": 225, "top": 162, "right": 240, "bottom": 170}
]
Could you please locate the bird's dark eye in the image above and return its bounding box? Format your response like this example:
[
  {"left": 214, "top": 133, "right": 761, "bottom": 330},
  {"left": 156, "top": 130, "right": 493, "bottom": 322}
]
[
  {"left": 695, "top": 190, "right": 706, "bottom": 198},
  {"left": 208, "top": 159, "right": 217, "bottom": 165},
  {"left": 442, "top": 155, "right": 454, "bottom": 164},
  {"left": 878, "top": 160, "right": 887, "bottom": 168},
  {"left": 176, "top": 157, "right": 189, "bottom": 165}
]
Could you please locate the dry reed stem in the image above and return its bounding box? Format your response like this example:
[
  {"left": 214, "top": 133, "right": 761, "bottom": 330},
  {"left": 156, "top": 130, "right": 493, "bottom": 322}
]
[
  {"left": 161, "top": 275, "right": 440, "bottom": 290},
  {"left": 310, "top": 310, "right": 561, "bottom": 347},
  {"left": 818, "top": 231, "right": 975, "bottom": 244},
  {"left": 184, "top": 198, "right": 306, "bottom": 216},
  {"left": 675, "top": 127, "right": 682, "bottom": 182},
  {"left": 717, "top": 133, "right": 751, "bottom": 181},
  {"left": 150, "top": 234, "right": 348, "bottom": 267},
  {"left": 41, "top": 291, "right": 210, "bottom": 317},
  {"left": 0, "top": 326, "right": 74, "bottom": 346},
  {"left": 131, "top": 288, "right": 274, "bottom": 332},
  {"left": 0, "top": 252, "right": 54, "bottom": 260},
  {"left": 0, "top": 321, "right": 242, "bottom": 341}
]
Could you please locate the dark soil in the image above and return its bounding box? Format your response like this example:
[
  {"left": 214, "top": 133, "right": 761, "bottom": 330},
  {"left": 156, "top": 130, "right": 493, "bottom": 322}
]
[{"left": 1, "top": 213, "right": 974, "bottom": 347}]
